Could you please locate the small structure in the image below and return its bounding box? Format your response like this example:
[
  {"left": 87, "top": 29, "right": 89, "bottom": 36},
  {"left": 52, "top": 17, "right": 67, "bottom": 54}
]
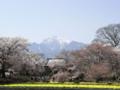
[{"left": 47, "top": 58, "right": 66, "bottom": 68}]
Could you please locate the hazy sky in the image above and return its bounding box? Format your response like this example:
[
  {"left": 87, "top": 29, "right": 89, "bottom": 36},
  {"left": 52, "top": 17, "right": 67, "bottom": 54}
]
[{"left": 0, "top": 0, "right": 120, "bottom": 43}]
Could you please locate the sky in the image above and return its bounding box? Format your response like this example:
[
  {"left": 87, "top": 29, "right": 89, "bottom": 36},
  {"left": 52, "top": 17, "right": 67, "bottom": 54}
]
[{"left": 0, "top": 0, "right": 120, "bottom": 44}]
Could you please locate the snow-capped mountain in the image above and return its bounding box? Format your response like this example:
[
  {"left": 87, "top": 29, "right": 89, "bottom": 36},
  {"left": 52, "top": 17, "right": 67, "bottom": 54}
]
[{"left": 28, "top": 37, "right": 86, "bottom": 58}]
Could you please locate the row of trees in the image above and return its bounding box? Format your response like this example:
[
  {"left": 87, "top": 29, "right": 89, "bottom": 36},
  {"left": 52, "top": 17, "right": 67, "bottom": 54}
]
[
  {"left": 0, "top": 23, "right": 120, "bottom": 83},
  {"left": 52, "top": 24, "right": 120, "bottom": 82},
  {"left": 56, "top": 43, "right": 120, "bottom": 82}
]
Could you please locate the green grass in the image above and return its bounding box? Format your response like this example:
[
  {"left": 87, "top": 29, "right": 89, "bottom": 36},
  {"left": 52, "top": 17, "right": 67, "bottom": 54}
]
[{"left": 0, "top": 82, "right": 120, "bottom": 89}]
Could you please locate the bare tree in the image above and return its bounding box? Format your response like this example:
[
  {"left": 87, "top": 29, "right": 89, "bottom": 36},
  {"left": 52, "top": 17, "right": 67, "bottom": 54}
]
[{"left": 94, "top": 24, "right": 120, "bottom": 47}]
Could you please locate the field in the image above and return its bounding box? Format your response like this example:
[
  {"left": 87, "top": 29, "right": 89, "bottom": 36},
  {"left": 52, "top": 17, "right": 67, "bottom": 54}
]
[{"left": 0, "top": 82, "right": 120, "bottom": 90}]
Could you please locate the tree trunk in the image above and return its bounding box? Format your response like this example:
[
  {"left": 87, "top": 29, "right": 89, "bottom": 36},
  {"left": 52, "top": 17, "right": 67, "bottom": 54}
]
[{"left": 1, "top": 62, "right": 6, "bottom": 78}]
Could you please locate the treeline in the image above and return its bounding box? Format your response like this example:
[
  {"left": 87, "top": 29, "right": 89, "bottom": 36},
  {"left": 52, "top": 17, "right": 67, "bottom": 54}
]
[{"left": 0, "top": 24, "right": 120, "bottom": 83}]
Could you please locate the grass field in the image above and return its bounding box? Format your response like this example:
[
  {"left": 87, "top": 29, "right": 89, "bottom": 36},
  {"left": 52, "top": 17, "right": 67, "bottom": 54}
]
[{"left": 0, "top": 82, "right": 120, "bottom": 90}]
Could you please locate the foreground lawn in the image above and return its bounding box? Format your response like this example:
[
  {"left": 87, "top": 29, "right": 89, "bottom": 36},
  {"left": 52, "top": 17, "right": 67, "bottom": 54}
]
[{"left": 0, "top": 82, "right": 120, "bottom": 90}]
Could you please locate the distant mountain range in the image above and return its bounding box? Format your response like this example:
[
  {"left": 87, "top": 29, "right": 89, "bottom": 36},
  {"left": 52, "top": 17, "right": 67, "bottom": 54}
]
[{"left": 28, "top": 37, "right": 86, "bottom": 58}]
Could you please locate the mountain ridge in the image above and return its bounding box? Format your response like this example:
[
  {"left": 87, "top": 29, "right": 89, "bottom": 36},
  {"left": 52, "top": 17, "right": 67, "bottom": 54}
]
[{"left": 28, "top": 37, "right": 86, "bottom": 58}]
